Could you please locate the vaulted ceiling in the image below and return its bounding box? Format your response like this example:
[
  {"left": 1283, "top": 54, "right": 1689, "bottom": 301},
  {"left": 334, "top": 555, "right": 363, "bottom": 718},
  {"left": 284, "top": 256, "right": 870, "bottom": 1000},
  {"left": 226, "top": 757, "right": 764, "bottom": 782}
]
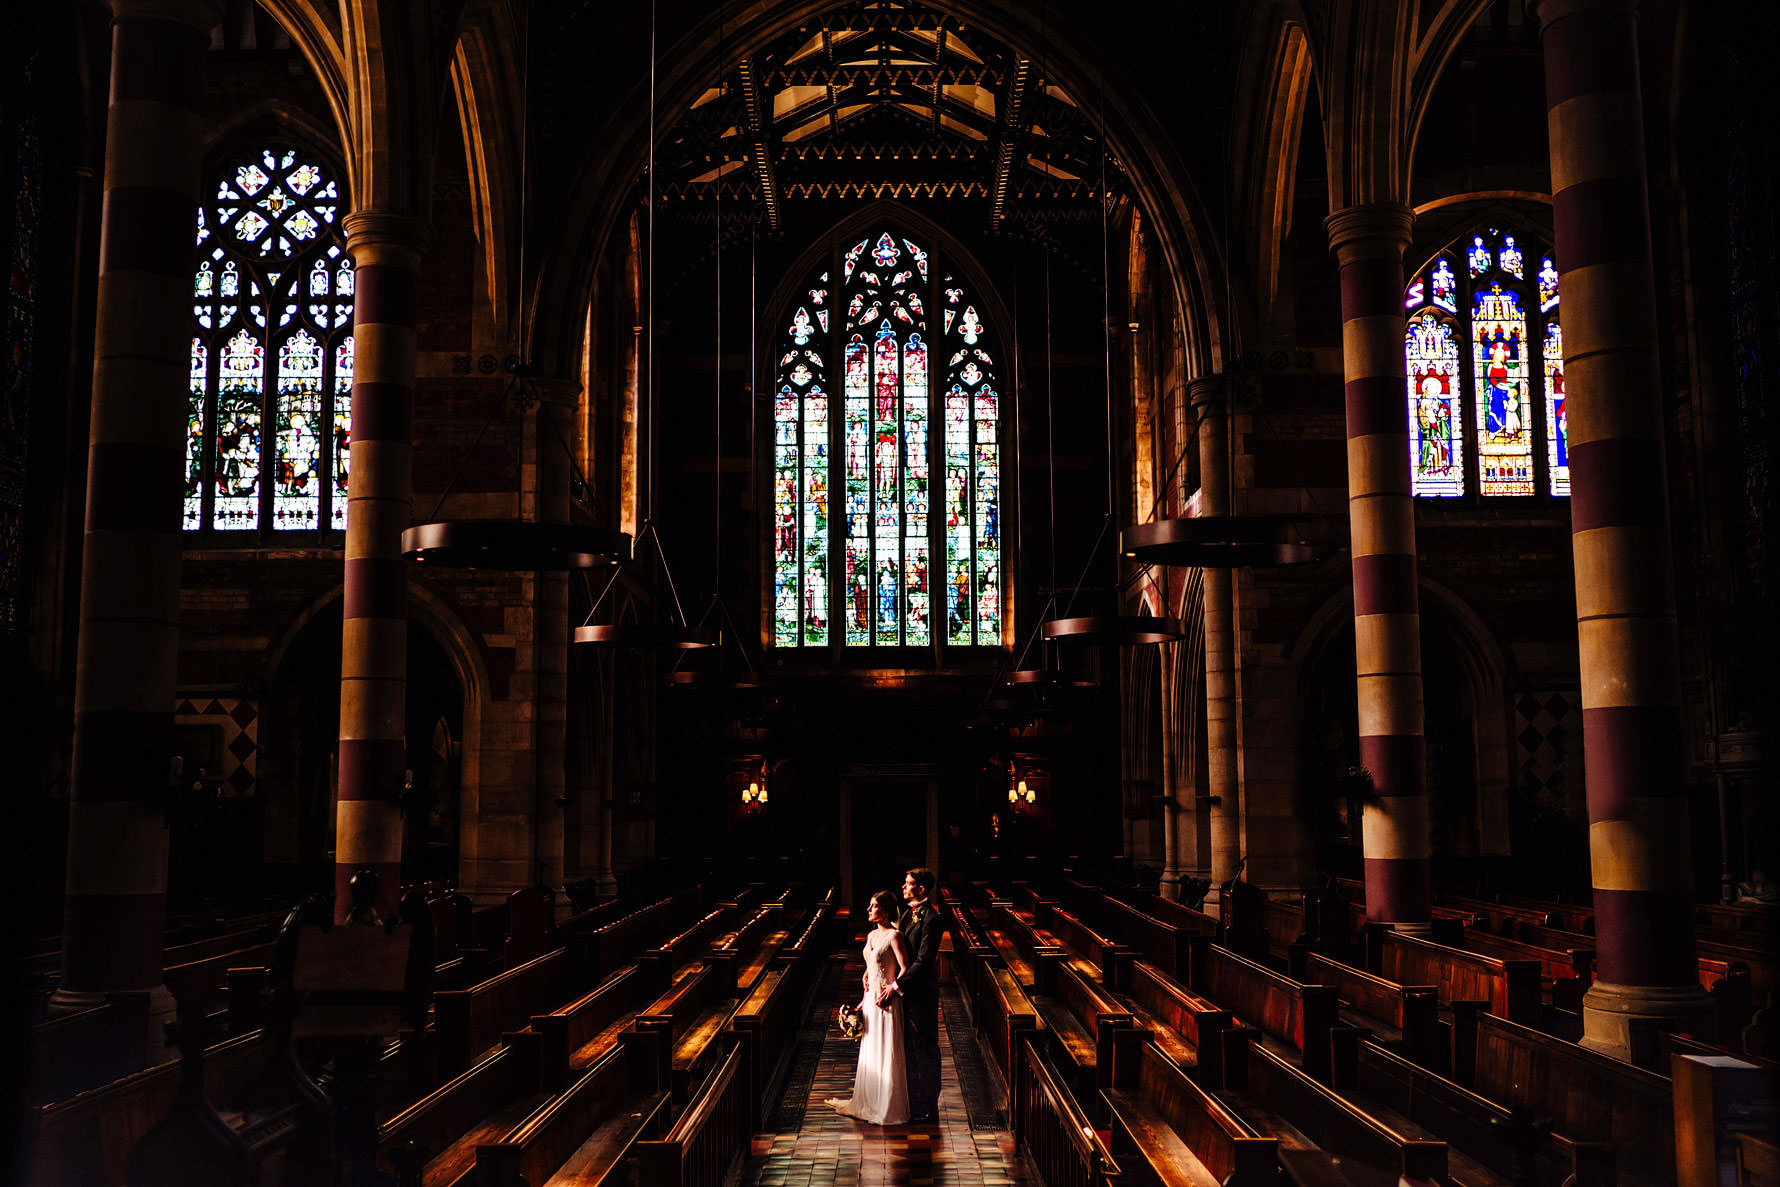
[{"left": 658, "top": 0, "right": 1110, "bottom": 229}]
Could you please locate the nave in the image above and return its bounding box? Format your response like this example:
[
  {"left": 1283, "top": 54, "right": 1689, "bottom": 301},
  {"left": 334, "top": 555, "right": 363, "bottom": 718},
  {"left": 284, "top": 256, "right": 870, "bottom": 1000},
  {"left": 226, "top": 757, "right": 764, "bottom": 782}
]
[{"left": 21, "top": 864, "right": 1773, "bottom": 1186}]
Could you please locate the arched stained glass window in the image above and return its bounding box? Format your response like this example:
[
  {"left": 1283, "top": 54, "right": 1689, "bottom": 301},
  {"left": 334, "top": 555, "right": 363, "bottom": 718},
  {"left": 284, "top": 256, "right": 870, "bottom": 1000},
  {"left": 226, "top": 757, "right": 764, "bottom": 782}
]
[
  {"left": 1403, "top": 226, "right": 1566, "bottom": 500},
  {"left": 772, "top": 230, "right": 1001, "bottom": 649},
  {"left": 187, "top": 144, "right": 353, "bottom": 534}
]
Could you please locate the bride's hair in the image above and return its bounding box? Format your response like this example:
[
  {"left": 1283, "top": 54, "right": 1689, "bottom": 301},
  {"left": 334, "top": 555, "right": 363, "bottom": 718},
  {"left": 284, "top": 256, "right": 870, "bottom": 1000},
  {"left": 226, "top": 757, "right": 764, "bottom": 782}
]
[{"left": 869, "top": 890, "right": 900, "bottom": 925}]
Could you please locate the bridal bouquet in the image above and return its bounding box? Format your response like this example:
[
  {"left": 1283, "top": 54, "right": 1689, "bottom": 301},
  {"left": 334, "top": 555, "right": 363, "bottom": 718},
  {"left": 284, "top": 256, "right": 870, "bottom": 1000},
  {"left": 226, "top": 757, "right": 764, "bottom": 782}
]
[{"left": 836, "top": 1002, "right": 865, "bottom": 1041}]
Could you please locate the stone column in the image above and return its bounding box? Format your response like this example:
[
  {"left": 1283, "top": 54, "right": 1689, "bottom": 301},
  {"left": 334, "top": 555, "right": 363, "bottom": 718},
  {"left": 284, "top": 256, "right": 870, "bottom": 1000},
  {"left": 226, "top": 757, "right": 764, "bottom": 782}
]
[
  {"left": 56, "top": 0, "right": 221, "bottom": 1027},
  {"left": 1529, "top": 0, "right": 1713, "bottom": 1057},
  {"left": 1157, "top": 641, "right": 1184, "bottom": 900},
  {"left": 1194, "top": 377, "right": 1241, "bottom": 917},
  {"left": 335, "top": 213, "right": 427, "bottom": 922},
  {"left": 1325, "top": 204, "right": 1432, "bottom": 929},
  {"left": 532, "top": 381, "right": 576, "bottom": 892}
]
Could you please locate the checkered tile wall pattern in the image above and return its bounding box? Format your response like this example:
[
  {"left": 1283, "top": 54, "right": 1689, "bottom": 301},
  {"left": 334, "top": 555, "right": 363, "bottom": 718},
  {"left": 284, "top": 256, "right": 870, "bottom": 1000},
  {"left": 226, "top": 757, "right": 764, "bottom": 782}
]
[
  {"left": 174, "top": 697, "right": 259, "bottom": 796},
  {"left": 1515, "top": 690, "right": 1583, "bottom": 812}
]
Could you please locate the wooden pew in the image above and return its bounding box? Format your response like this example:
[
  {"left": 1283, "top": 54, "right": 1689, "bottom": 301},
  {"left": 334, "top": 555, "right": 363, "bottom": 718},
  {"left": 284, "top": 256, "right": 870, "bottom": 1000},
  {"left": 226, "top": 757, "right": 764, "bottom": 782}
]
[
  {"left": 1261, "top": 900, "right": 1309, "bottom": 959},
  {"left": 1379, "top": 930, "right": 1541, "bottom": 1027},
  {"left": 533, "top": 966, "right": 654, "bottom": 1092},
  {"left": 1035, "top": 900, "right": 1129, "bottom": 989},
  {"left": 1463, "top": 928, "right": 1594, "bottom": 1012},
  {"left": 24, "top": 1030, "right": 267, "bottom": 1187},
  {"left": 636, "top": 1039, "right": 753, "bottom": 1187},
  {"left": 576, "top": 896, "right": 681, "bottom": 987},
  {"left": 1225, "top": 1035, "right": 1448, "bottom": 1186},
  {"left": 1194, "top": 945, "right": 1338, "bottom": 1084},
  {"left": 435, "top": 948, "right": 572, "bottom": 1076},
  {"left": 1341, "top": 1034, "right": 1613, "bottom": 1186},
  {"left": 632, "top": 960, "right": 741, "bottom": 1102},
  {"left": 1012, "top": 1034, "right": 1122, "bottom": 1187},
  {"left": 981, "top": 901, "right": 1061, "bottom": 987},
  {"left": 1116, "top": 962, "right": 1235, "bottom": 1089},
  {"left": 979, "top": 959, "right": 1043, "bottom": 1090},
  {"left": 473, "top": 1043, "right": 670, "bottom": 1187},
  {"left": 1298, "top": 952, "right": 1439, "bottom": 1070},
  {"left": 728, "top": 966, "right": 801, "bottom": 1128},
  {"left": 1473, "top": 1012, "right": 1673, "bottom": 1187},
  {"left": 1141, "top": 896, "right": 1223, "bottom": 941},
  {"left": 946, "top": 904, "right": 995, "bottom": 1025},
  {"left": 378, "top": 1034, "right": 548, "bottom": 1186},
  {"left": 1029, "top": 952, "right": 1135, "bottom": 1114},
  {"left": 710, "top": 903, "right": 784, "bottom": 990},
  {"left": 1103, "top": 1029, "right": 1278, "bottom": 1187},
  {"left": 1093, "top": 895, "right": 1191, "bottom": 984},
  {"left": 638, "top": 904, "right": 738, "bottom": 990}
]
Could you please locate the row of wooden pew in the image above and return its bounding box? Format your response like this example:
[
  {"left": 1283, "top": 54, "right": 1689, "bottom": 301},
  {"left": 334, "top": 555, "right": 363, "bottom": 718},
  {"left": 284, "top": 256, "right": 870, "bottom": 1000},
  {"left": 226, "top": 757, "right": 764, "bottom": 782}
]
[
  {"left": 20, "top": 879, "right": 837, "bottom": 1187},
  {"left": 952, "top": 873, "right": 1775, "bottom": 1187}
]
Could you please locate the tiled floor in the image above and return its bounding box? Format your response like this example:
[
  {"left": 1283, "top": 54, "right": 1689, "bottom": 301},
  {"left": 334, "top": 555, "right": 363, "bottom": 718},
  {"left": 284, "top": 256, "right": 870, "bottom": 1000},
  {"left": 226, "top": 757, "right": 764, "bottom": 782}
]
[{"left": 741, "top": 958, "right": 1039, "bottom": 1187}]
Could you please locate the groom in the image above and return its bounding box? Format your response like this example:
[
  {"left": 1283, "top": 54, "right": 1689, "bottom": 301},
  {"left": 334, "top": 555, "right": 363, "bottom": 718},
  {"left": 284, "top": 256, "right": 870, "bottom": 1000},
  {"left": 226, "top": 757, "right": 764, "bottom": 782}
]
[{"left": 879, "top": 867, "right": 942, "bottom": 1122}]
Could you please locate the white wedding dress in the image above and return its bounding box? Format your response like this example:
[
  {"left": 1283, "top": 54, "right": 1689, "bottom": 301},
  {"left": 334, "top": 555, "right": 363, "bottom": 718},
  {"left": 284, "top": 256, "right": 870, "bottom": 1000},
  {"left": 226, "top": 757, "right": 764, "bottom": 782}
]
[{"left": 825, "top": 927, "right": 910, "bottom": 1124}]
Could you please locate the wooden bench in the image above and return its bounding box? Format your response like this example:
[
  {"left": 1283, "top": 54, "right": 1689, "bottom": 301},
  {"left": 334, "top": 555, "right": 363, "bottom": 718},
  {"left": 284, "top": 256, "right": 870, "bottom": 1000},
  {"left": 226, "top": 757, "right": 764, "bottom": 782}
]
[
  {"left": 979, "top": 959, "right": 1043, "bottom": 1090},
  {"left": 728, "top": 966, "right": 800, "bottom": 1127},
  {"left": 1093, "top": 895, "right": 1190, "bottom": 984},
  {"left": 1379, "top": 930, "right": 1541, "bottom": 1027},
  {"left": 982, "top": 902, "right": 1060, "bottom": 987},
  {"left": 1261, "top": 900, "right": 1309, "bottom": 959},
  {"left": 1473, "top": 1011, "right": 1674, "bottom": 1187},
  {"left": 636, "top": 1038, "right": 753, "bottom": 1187},
  {"left": 533, "top": 966, "right": 653, "bottom": 1092},
  {"left": 946, "top": 904, "right": 996, "bottom": 1026},
  {"left": 1103, "top": 1029, "right": 1278, "bottom": 1187},
  {"left": 1463, "top": 928, "right": 1594, "bottom": 1012},
  {"left": 1195, "top": 945, "right": 1338, "bottom": 1083},
  {"left": 710, "top": 904, "right": 784, "bottom": 990},
  {"left": 1141, "top": 896, "right": 1223, "bottom": 942},
  {"left": 473, "top": 1043, "right": 670, "bottom": 1187},
  {"left": 1030, "top": 953, "right": 1135, "bottom": 1114},
  {"left": 1035, "top": 901, "right": 1129, "bottom": 989},
  {"left": 1225, "top": 1035, "right": 1448, "bottom": 1185},
  {"left": 1012, "top": 1034, "right": 1122, "bottom": 1187},
  {"left": 378, "top": 1034, "right": 547, "bottom": 1187},
  {"left": 1298, "top": 952, "right": 1439, "bottom": 1070},
  {"left": 1115, "top": 962, "right": 1235, "bottom": 1088},
  {"left": 435, "top": 948, "right": 573, "bottom": 1076},
  {"left": 1340, "top": 1034, "right": 1612, "bottom": 1186},
  {"left": 632, "top": 960, "right": 741, "bottom": 1102},
  {"left": 577, "top": 896, "right": 681, "bottom": 987},
  {"left": 773, "top": 903, "right": 830, "bottom": 972},
  {"left": 639, "top": 905, "right": 738, "bottom": 990},
  {"left": 24, "top": 1029, "right": 267, "bottom": 1187}
]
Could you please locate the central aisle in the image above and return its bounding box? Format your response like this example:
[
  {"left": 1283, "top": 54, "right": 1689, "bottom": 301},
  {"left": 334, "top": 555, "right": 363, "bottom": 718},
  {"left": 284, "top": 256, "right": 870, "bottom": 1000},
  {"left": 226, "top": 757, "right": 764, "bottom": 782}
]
[{"left": 740, "top": 953, "right": 1039, "bottom": 1187}]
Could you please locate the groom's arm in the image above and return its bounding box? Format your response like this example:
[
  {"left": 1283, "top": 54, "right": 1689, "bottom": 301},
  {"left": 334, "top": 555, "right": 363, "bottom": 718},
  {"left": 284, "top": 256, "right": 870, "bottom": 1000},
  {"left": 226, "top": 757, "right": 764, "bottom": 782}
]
[{"left": 897, "top": 915, "right": 943, "bottom": 994}]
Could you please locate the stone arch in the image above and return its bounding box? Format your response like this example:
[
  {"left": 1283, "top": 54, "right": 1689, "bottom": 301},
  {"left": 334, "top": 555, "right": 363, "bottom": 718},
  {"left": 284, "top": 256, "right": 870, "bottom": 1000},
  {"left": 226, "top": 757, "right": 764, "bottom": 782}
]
[
  {"left": 1285, "top": 573, "right": 1514, "bottom": 877},
  {"left": 262, "top": 583, "right": 491, "bottom": 888}
]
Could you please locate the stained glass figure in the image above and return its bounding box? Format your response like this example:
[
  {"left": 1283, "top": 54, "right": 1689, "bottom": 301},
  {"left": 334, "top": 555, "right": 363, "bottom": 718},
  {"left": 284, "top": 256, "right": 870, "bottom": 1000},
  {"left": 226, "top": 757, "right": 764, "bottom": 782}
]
[
  {"left": 189, "top": 143, "right": 351, "bottom": 534},
  {"left": 771, "top": 232, "right": 998, "bottom": 648},
  {"left": 1544, "top": 320, "right": 1568, "bottom": 497},
  {"left": 1468, "top": 234, "right": 1492, "bottom": 277},
  {"left": 1431, "top": 257, "right": 1457, "bottom": 313},
  {"left": 1538, "top": 256, "right": 1559, "bottom": 314},
  {"left": 1405, "top": 313, "right": 1464, "bottom": 497},
  {"left": 1473, "top": 284, "right": 1534, "bottom": 495},
  {"left": 1498, "top": 235, "right": 1524, "bottom": 278}
]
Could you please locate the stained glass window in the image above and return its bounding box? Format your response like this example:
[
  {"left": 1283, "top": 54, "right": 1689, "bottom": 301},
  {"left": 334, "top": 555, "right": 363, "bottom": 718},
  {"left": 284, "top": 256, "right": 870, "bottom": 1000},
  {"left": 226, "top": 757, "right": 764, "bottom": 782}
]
[
  {"left": 187, "top": 144, "right": 352, "bottom": 534},
  {"left": 771, "top": 231, "right": 1001, "bottom": 649},
  {"left": 1402, "top": 227, "right": 1566, "bottom": 500}
]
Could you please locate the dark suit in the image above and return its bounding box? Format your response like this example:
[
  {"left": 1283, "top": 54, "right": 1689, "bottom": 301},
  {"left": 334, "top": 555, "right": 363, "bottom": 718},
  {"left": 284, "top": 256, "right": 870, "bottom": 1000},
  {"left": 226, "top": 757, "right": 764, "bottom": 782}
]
[{"left": 895, "top": 899, "right": 943, "bottom": 1118}]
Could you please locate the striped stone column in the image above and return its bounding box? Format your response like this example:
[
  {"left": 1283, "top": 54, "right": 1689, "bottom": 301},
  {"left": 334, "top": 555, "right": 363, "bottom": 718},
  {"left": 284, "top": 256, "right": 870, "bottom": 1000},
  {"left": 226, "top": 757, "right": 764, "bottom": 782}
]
[
  {"left": 336, "top": 212, "right": 427, "bottom": 923},
  {"left": 1193, "top": 377, "right": 1242, "bottom": 917},
  {"left": 1325, "top": 204, "right": 1432, "bottom": 929},
  {"left": 56, "top": 0, "right": 221, "bottom": 1022},
  {"left": 1529, "top": 0, "right": 1713, "bottom": 1057}
]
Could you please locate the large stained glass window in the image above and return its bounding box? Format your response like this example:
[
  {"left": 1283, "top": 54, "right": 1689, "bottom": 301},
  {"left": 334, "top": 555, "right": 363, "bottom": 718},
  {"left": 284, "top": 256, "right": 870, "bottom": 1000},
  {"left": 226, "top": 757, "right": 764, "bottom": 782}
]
[
  {"left": 1402, "top": 226, "right": 1566, "bottom": 500},
  {"left": 187, "top": 144, "right": 353, "bottom": 534},
  {"left": 772, "top": 230, "right": 1001, "bottom": 649}
]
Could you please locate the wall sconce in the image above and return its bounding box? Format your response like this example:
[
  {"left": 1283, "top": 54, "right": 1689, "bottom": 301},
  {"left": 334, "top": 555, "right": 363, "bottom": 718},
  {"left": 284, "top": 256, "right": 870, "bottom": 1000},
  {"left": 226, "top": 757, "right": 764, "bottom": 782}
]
[
  {"left": 742, "top": 775, "right": 767, "bottom": 808},
  {"left": 1007, "top": 772, "right": 1035, "bottom": 808}
]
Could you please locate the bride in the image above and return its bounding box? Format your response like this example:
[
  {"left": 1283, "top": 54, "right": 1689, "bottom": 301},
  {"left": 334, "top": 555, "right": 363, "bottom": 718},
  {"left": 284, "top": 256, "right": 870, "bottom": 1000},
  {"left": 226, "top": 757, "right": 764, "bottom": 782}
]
[{"left": 825, "top": 890, "right": 911, "bottom": 1125}]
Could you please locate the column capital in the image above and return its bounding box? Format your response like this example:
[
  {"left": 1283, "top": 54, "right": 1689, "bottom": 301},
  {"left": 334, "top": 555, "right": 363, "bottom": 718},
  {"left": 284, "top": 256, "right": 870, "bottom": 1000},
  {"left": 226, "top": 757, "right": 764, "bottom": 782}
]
[
  {"left": 1324, "top": 203, "right": 1414, "bottom": 264},
  {"left": 1187, "top": 373, "right": 1231, "bottom": 411},
  {"left": 343, "top": 211, "right": 431, "bottom": 270},
  {"left": 109, "top": 0, "right": 224, "bottom": 30},
  {"left": 530, "top": 377, "right": 584, "bottom": 413},
  {"left": 1525, "top": 0, "right": 1638, "bottom": 33}
]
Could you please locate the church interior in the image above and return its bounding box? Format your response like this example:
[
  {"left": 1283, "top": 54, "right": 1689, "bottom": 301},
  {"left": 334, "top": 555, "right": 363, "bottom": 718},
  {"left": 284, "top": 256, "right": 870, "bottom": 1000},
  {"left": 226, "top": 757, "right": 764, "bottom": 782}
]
[{"left": 3, "top": 0, "right": 1779, "bottom": 1183}]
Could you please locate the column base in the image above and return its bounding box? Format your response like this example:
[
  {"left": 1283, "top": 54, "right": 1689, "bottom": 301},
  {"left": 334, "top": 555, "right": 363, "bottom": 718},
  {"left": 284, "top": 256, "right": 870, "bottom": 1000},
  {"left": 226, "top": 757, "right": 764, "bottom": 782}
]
[
  {"left": 593, "top": 872, "right": 618, "bottom": 898},
  {"left": 47, "top": 983, "right": 178, "bottom": 1070},
  {"left": 1157, "top": 871, "right": 1183, "bottom": 902},
  {"left": 1580, "top": 980, "right": 1717, "bottom": 1063},
  {"left": 1385, "top": 920, "right": 1434, "bottom": 937}
]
